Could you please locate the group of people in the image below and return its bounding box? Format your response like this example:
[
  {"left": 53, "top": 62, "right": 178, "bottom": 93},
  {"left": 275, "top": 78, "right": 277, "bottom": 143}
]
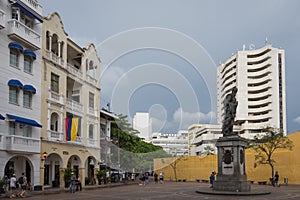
[
  {"left": 208, "top": 170, "right": 280, "bottom": 188},
  {"left": 153, "top": 172, "right": 164, "bottom": 184},
  {"left": 3, "top": 172, "right": 29, "bottom": 198}
]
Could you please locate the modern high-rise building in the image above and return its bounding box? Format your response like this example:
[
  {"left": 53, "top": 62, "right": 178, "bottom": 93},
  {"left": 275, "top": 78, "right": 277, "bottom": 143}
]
[
  {"left": 189, "top": 44, "right": 287, "bottom": 155},
  {"left": 40, "top": 12, "right": 101, "bottom": 188},
  {"left": 217, "top": 44, "right": 287, "bottom": 138},
  {"left": 132, "top": 112, "right": 152, "bottom": 140},
  {"left": 0, "top": 0, "right": 43, "bottom": 187}
]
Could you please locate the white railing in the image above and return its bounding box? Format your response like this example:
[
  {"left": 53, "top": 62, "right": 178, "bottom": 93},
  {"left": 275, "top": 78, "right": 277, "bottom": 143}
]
[
  {"left": 45, "top": 50, "right": 65, "bottom": 67},
  {"left": 6, "top": 135, "right": 40, "bottom": 153},
  {"left": 0, "top": 134, "right": 4, "bottom": 150},
  {"left": 7, "top": 19, "right": 41, "bottom": 49},
  {"left": 86, "top": 75, "right": 97, "bottom": 85},
  {"left": 88, "top": 107, "right": 97, "bottom": 117},
  {"left": 48, "top": 90, "right": 64, "bottom": 105},
  {"left": 66, "top": 99, "right": 83, "bottom": 113},
  {"left": 88, "top": 138, "right": 98, "bottom": 146},
  {"left": 47, "top": 130, "right": 64, "bottom": 141},
  {"left": 67, "top": 63, "right": 82, "bottom": 79},
  {"left": 20, "top": 0, "right": 43, "bottom": 14},
  {"left": 0, "top": 9, "right": 5, "bottom": 29}
]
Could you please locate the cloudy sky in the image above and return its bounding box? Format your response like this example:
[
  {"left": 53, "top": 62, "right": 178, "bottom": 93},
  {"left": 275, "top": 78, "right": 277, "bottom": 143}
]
[{"left": 40, "top": 0, "right": 300, "bottom": 134}]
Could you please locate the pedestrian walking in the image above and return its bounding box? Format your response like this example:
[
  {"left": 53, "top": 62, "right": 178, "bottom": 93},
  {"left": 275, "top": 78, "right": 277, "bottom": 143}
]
[
  {"left": 154, "top": 172, "right": 158, "bottom": 184},
  {"left": 209, "top": 171, "right": 216, "bottom": 188},
  {"left": 9, "top": 174, "right": 17, "bottom": 198},
  {"left": 273, "top": 171, "right": 280, "bottom": 187},
  {"left": 70, "top": 172, "right": 76, "bottom": 193},
  {"left": 159, "top": 172, "right": 164, "bottom": 184},
  {"left": 18, "top": 172, "right": 27, "bottom": 197}
]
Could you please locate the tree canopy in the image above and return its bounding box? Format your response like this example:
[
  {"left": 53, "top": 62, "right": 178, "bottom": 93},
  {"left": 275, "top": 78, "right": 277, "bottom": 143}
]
[{"left": 109, "top": 114, "right": 170, "bottom": 172}]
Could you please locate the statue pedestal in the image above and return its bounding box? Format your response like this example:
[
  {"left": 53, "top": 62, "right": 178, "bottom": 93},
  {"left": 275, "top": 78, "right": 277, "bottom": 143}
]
[{"left": 213, "top": 135, "right": 251, "bottom": 192}]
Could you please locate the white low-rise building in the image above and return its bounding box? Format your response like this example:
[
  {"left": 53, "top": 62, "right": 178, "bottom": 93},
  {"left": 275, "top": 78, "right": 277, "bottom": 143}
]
[{"left": 151, "top": 130, "right": 188, "bottom": 156}]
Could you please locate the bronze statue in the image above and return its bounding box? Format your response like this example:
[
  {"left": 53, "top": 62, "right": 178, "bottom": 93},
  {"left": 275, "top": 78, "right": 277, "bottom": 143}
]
[{"left": 221, "top": 87, "right": 238, "bottom": 136}]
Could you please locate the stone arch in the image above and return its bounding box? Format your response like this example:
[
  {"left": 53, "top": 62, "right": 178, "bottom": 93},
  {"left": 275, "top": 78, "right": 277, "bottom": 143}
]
[
  {"left": 50, "top": 112, "right": 59, "bottom": 132},
  {"left": 43, "top": 153, "right": 63, "bottom": 187},
  {"left": 85, "top": 156, "right": 97, "bottom": 185},
  {"left": 4, "top": 155, "right": 36, "bottom": 186}
]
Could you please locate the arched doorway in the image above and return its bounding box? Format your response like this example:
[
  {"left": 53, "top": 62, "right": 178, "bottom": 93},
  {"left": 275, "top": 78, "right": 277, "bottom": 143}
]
[
  {"left": 4, "top": 156, "right": 33, "bottom": 185},
  {"left": 44, "top": 153, "right": 62, "bottom": 187},
  {"left": 86, "top": 156, "right": 96, "bottom": 185}
]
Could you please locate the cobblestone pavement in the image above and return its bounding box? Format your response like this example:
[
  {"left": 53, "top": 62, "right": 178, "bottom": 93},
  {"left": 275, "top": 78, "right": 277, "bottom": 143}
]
[{"left": 4, "top": 182, "right": 300, "bottom": 200}]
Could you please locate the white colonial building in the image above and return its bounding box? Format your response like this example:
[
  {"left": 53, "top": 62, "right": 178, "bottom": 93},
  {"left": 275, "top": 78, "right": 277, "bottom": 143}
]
[{"left": 0, "top": 0, "right": 43, "bottom": 187}]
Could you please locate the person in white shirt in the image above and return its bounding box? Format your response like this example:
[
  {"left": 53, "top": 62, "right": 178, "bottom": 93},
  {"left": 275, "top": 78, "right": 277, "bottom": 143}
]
[{"left": 9, "top": 174, "right": 17, "bottom": 198}]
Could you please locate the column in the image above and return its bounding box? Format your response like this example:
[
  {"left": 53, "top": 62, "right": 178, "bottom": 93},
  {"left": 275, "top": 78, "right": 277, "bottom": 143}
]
[
  {"left": 59, "top": 168, "right": 65, "bottom": 189},
  {"left": 49, "top": 35, "right": 52, "bottom": 53},
  {"left": 40, "top": 160, "right": 45, "bottom": 190}
]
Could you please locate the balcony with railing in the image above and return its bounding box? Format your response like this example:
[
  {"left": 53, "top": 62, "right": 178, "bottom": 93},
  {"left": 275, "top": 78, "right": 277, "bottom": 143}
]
[
  {"left": 0, "top": 134, "right": 4, "bottom": 150},
  {"left": 66, "top": 99, "right": 83, "bottom": 113},
  {"left": 7, "top": 19, "right": 41, "bottom": 50},
  {"left": 45, "top": 49, "right": 65, "bottom": 67},
  {"left": 48, "top": 90, "right": 64, "bottom": 105},
  {"left": 67, "top": 63, "right": 82, "bottom": 79},
  {"left": 0, "top": 9, "right": 5, "bottom": 29},
  {"left": 86, "top": 75, "right": 97, "bottom": 85},
  {"left": 20, "top": 0, "right": 43, "bottom": 15},
  {"left": 87, "top": 138, "right": 98, "bottom": 147},
  {"left": 6, "top": 135, "right": 40, "bottom": 153},
  {"left": 47, "top": 130, "right": 64, "bottom": 142},
  {"left": 88, "top": 107, "right": 98, "bottom": 117}
]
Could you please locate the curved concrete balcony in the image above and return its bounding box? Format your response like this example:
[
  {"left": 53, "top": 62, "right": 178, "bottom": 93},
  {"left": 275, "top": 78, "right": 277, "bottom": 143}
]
[
  {"left": 247, "top": 62, "right": 271, "bottom": 73},
  {"left": 20, "top": 0, "right": 42, "bottom": 15},
  {"left": 247, "top": 51, "right": 272, "bottom": 63},
  {"left": 248, "top": 97, "right": 271, "bottom": 107},
  {"left": 7, "top": 19, "right": 41, "bottom": 50},
  {"left": 248, "top": 90, "right": 271, "bottom": 99},
  {"left": 248, "top": 74, "right": 272, "bottom": 85}
]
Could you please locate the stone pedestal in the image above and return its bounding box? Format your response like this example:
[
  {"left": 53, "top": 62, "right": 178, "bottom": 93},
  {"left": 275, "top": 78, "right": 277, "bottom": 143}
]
[{"left": 213, "top": 135, "right": 251, "bottom": 192}]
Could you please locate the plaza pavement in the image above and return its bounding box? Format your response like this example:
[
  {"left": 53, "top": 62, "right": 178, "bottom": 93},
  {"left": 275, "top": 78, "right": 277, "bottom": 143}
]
[{"left": 2, "top": 181, "right": 300, "bottom": 199}]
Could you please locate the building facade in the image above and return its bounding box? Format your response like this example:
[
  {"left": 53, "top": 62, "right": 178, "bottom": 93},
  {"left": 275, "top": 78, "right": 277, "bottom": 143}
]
[
  {"left": 151, "top": 130, "right": 188, "bottom": 156},
  {"left": 40, "top": 12, "right": 101, "bottom": 188},
  {"left": 217, "top": 44, "right": 287, "bottom": 138},
  {"left": 132, "top": 112, "right": 152, "bottom": 140},
  {"left": 0, "top": 0, "right": 43, "bottom": 187},
  {"left": 190, "top": 44, "right": 287, "bottom": 155}
]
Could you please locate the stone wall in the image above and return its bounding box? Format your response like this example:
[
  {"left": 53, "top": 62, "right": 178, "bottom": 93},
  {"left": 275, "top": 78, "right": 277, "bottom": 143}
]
[{"left": 154, "top": 131, "right": 300, "bottom": 184}]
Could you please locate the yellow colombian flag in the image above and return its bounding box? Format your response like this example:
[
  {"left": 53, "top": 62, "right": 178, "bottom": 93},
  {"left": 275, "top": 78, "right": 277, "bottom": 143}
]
[{"left": 71, "top": 118, "right": 78, "bottom": 141}]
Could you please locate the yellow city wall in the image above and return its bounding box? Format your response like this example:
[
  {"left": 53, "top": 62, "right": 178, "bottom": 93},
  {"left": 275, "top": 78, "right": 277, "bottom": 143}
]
[{"left": 154, "top": 131, "right": 300, "bottom": 184}]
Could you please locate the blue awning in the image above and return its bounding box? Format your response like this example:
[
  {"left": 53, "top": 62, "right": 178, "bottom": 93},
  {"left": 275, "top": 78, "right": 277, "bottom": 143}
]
[
  {"left": 13, "top": 2, "right": 43, "bottom": 23},
  {"left": 8, "top": 79, "right": 23, "bottom": 88},
  {"left": 6, "top": 114, "right": 42, "bottom": 128},
  {"left": 23, "top": 84, "right": 36, "bottom": 94},
  {"left": 0, "top": 114, "right": 5, "bottom": 120},
  {"left": 8, "top": 42, "right": 23, "bottom": 52},
  {"left": 23, "top": 50, "right": 36, "bottom": 60}
]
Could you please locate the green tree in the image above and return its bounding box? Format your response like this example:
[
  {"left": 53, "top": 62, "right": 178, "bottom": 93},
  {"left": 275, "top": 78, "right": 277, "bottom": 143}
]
[
  {"left": 169, "top": 156, "right": 187, "bottom": 182},
  {"left": 204, "top": 145, "right": 215, "bottom": 155},
  {"left": 110, "top": 113, "right": 170, "bottom": 172},
  {"left": 249, "top": 126, "right": 293, "bottom": 178}
]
